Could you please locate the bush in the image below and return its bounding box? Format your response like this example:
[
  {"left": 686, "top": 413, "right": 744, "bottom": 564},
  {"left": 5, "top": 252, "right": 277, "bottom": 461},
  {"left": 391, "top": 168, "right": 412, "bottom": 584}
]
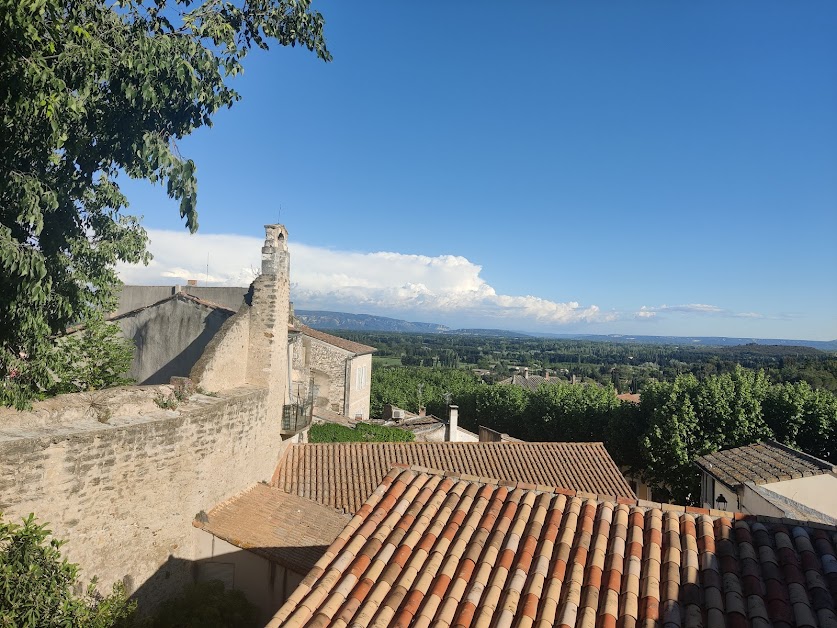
[
  {"left": 309, "top": 422, "right": 415, "bottom": 443},
  {"left": 0, "top": 513, "right": 135, "bottom": 627},
  {"left": 1, "top": 318, "right": 135, "bottom": 409},
  {"left": 145, "top": 581, "right": 258, "bottom": 628}
]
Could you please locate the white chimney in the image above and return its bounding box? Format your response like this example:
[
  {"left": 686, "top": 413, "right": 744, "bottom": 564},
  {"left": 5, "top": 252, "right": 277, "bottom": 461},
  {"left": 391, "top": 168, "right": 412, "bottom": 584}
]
[
  {"left": 446, "top": 405, "right": 459, "bottom": 442},
  {"left": 522, "top": 367, "right": 529, "bottom": 379}
]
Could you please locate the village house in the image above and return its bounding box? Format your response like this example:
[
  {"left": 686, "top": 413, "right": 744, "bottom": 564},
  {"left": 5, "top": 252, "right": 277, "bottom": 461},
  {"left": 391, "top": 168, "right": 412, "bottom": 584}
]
[
  {"left": 112, "top": 285, "right": 376, "bottom": 422},
  {"left": 289, "top": 320, "right": 375, "bottom": 421},
  {"left": 376, "top": 403, "right": 479, "bottom": 442},
  {"left": 192, "top": 440, "right": 636, "bottom": 621},
  {"left": 695, "top": 439, "right": 837, "bottom": 524},
  {"left": 4, "top": 223, "right": 836, "bottom": 627},
  {"left": 267, "top": 464, "right": 837, "bottom": 628}
]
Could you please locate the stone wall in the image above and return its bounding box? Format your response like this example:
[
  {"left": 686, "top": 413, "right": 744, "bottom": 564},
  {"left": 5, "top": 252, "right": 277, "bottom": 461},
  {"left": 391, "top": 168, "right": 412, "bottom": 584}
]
[
  {"left": 114, "top": 296, "right": 234, "bottom": 384},
  {"left": 190, "top": 305, "right": 251, "bottom": 392},
  {"left": 0, "top": 385, "right": 294, "bottom": 610}
]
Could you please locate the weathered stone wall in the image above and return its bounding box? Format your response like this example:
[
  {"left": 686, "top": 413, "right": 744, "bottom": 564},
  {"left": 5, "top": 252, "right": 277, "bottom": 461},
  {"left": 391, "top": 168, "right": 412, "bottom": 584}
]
[
  {"left": 246, "top": 226, "right": 290, "bottom": 409},
  {"left": 190, "top": 305, "right": 251, "bottom": 392},
  {"left": 304, "top": 337, "right": 349, "bottom": 415},
  {"left": 115, "top": 297, "right": 234, "bottom": 384},
  {"left": 0, "top": 385, "right": 292, "bottom": 610}
]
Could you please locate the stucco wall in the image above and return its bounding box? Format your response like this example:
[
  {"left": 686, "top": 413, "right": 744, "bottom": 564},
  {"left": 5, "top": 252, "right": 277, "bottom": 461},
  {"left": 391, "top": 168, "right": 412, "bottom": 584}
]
[
  {"left": 763, "top": 474, "right": 837, "bottom": 518},
  {"left": 190, "top": 306, "right": 251, "bottom": 392},
  {"left": 346, "top": 353, "right": 372, "bottom": 420},
  {"left": 115, "top": 297, "right": 234, "bottom": 384},
  {"left": 738, "top": 484, "right": 788, "bottom": 518},
  {"left": 192, "top": 530, "right": 302, "bottom": 625},
  {"left": 0, "top": 385, "right": 292, "bottom": 611}
]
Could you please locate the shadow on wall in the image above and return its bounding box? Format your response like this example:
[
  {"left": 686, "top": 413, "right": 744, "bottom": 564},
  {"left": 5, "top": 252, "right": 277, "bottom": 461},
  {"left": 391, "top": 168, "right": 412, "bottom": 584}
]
[
  {"left": 127, "top": 547, "right": 310, "bottom": 625},
  {"left": 128, "top": 309, "right": 234, "bottom": 385}
]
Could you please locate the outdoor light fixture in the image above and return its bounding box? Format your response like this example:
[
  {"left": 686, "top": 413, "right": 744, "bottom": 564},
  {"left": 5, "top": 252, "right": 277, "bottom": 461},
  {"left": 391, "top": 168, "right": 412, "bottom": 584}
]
[{"left": 716, "top": 493, "right": 728, "bottom": 510}]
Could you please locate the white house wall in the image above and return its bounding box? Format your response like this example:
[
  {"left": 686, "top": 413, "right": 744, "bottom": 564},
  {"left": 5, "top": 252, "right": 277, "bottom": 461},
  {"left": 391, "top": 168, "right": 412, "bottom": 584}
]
[{"left": 762, "top": 474, "right": 837, "bottom": 519}]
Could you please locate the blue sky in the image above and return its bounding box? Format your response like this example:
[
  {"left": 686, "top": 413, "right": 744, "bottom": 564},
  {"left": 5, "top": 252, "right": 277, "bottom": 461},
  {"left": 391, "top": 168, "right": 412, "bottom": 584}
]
[{"left": 118, "top": 1, "right": 837, "bottom": 340}]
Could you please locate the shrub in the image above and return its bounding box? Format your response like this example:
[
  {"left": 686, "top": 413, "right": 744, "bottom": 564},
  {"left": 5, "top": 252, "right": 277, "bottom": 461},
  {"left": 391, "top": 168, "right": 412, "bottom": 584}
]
[
  {"left": 309, "top": 422, "right": 415, "bottom": 443},
  {"left": 146, "top": 581, "right": 258, "bottom": 628},
  {"left": 0, "top": 513, "right": 135, "bottom": 627}
]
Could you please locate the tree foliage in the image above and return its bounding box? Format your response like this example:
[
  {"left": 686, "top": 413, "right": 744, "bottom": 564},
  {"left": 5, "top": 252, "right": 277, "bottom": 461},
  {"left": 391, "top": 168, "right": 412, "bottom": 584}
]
[
  {"left": 0, "top": 513, "right": 135, "bottom": 627},
  {"left": 372, "top": 362, "right": 837, "bottom": 505},
  {"left": 638, "top": 367, "right": 834, "bottom": 503},
  {"left": 0, "top": 0, "right": 330, "bottom": 405},
  {"left": 309, "top": 422, "right": 415, "bottom": 443},
  {"left": 370, "top": 367, "right": 483, "bottom": 419}
]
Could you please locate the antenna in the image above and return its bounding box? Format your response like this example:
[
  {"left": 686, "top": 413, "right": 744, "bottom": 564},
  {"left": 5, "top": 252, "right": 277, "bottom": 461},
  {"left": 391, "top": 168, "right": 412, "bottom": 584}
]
[
  {"left": 443, "top": 391, "right": 452, "bottom": 405},
  {"left": 205, "top": 252, "right": 209, "bottom": 286}
]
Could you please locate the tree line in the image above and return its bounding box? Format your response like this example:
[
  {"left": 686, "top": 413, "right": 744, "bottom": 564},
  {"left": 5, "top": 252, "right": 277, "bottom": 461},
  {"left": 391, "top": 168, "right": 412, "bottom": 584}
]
[
  {"left": 338, "top": 331, "right": 837, "bottom": 394},
  {"left": 371, "top": 365, "right": 837, "bottom": 504}
]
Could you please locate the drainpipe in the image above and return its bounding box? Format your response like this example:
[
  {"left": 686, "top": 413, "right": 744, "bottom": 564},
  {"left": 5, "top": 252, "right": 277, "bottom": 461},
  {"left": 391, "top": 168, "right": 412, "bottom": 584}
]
[{"left": 287, "top": 339, "right": 293, "bottom": 406}]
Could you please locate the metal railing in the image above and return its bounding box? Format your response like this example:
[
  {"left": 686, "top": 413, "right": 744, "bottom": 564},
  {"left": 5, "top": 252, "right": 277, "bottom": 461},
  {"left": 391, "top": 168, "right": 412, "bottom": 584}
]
[{"left": 282, "top": 402, "right": 312, "bottom": 433}]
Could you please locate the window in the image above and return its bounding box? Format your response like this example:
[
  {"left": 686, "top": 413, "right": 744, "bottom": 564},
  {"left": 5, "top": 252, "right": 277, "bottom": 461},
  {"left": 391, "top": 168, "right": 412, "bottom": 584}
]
[
  {"left": 355, "top": 365, "right": 367, "bottom": 390},
  {"left": 701, "top": 474, "right": 715, "bottom": 508}
]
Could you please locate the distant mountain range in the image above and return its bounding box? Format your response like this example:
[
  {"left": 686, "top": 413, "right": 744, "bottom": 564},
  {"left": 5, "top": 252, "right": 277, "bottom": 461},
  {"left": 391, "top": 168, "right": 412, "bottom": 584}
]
[
  {"left": 294, "top": 310, "right": 837, "bottom": 351},
  {"left": 295, "top": 310, "right": 448, "bottom": 333}
]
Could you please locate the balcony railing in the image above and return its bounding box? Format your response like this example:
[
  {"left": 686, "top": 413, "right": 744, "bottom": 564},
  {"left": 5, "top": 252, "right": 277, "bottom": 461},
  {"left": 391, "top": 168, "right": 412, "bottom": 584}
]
[{"left": 282, "top": 402, "right": 312, "bottom": 433}]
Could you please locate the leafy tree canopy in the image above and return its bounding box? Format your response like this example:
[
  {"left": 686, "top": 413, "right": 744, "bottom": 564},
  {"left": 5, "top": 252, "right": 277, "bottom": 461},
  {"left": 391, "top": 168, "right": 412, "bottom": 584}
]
[
  {"left": 0, "top": 0, "right": 330, "bottom": 405},
  {"left": 0, "top": 513, "right": 135, "bottom": 627}
]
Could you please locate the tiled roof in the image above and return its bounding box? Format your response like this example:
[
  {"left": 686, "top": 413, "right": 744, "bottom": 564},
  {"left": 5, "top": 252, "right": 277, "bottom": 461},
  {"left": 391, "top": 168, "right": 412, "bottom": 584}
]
[
  {"left": 291, "top": 323, "right": 376, "bottom": 355},
  {"left": 272, "top": 442, "right": 636, "bottom": 513},
  {"left": 695, "top": 440, "right": 837, "bottom": 489},
  {"left": 193, "top": 483, "right": 351, "bottom": 575},
  {"left": 498, "top": 374, "right": 559, "bottom": 391},
  {"left": 617, "top": 392, "right": 641, "bottom": 404},
  {"left": 268, "top": 465, "right": 837, "bottom": 628}
]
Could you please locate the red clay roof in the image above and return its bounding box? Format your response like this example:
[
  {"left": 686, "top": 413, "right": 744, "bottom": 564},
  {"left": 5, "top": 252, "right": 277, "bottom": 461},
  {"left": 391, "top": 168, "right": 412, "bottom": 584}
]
[
  {"left": 272, "top": 442, "right": 636, "bottom": 513},
  {"left": 290, "top": 323, "right": 376, "bottom": 355},
  {"left": 268, "top": 465, "right": 837, "bottom": 628},
  {"left": 193, "top": 483, "right": 350, "bottom": 575},
  {"left": 616, "top": 392, "right": 641, "bottom": 404}
]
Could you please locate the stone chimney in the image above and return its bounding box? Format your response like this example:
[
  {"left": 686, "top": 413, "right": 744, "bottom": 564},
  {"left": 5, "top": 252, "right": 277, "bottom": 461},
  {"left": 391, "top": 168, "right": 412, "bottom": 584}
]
[
  {"left": 522, "top": 367, "right": 529, "bottom": 379},
  {"left": 246, "top": 225, "right": 290, "bottom": 404},
  {"left": 418, "top": 405, "right": 426, "bottom": 417},
  {"left": 446, "top": 405, "right": 459, "bottom": 442},
  {"left": 544, "top": 370, "right": 549, "bottom": 380}
]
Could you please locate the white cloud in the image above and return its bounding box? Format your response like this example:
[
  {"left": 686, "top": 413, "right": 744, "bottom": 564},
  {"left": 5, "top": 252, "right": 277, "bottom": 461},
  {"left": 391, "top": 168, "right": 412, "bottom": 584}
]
[
  {"left": 636, "top": 303, "right": 765, "bottom": 319},
  {"left": 117, "top": 229, "right": 608, "bottom": 327}
]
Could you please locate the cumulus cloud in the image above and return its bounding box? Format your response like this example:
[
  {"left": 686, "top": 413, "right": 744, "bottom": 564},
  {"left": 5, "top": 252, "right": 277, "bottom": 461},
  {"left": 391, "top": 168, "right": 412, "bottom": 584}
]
[{"left": 116, "top": 229, "right": 608, "bottom": 327}]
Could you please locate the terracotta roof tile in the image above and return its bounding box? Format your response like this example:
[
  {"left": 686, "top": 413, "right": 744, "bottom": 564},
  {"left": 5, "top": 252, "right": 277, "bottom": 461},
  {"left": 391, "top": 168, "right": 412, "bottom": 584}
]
[
  {"left": 272, "top": 442, "right": 635, "bottom": 513},
  {"left": 695, "top": 440, "right": 837, "bottom": 489},
  {"left": 268, "top": 467, "right": 837, "bottom": 627},
  {"left": 193, "top": 483, "right": 350, "bottom": 575}
]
